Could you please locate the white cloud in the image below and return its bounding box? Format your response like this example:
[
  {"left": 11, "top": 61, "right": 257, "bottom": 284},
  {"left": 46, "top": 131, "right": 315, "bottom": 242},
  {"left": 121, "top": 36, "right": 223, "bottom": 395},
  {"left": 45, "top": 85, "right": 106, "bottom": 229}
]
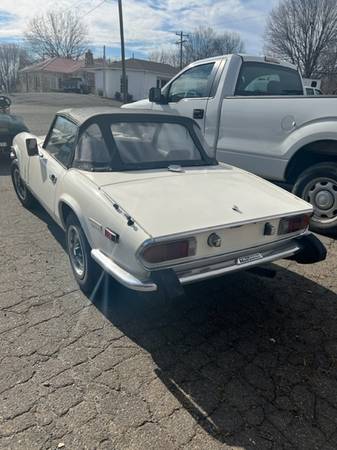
[{"left": 0, "top": 0, "right": 279, "bottom": 55}]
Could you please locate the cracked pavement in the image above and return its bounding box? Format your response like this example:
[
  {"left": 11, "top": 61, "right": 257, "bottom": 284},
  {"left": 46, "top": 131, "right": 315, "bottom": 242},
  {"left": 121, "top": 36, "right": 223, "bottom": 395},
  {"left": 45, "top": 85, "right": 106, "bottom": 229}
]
[{"left": 0, "top": 93, "right": 337, "bottom": 449}]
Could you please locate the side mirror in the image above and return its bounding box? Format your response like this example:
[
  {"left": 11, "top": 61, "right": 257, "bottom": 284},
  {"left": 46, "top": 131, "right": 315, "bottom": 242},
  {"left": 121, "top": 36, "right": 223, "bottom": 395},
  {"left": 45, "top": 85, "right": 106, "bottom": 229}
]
[
  {"left": 149, "top": 87, "right": 166, "bottom": 104},
  {"left": 26, "top": 138, "right": 39, "bottom": 157}
]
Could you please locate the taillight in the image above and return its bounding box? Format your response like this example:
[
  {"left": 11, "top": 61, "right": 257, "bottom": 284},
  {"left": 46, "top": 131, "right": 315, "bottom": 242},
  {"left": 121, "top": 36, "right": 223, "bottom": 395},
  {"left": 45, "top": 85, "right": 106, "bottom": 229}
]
[
  {"left": 141, "top": 238, "right": 196, "bottom": 265},
  {"left": 278, "top": 214, "right": 310, "bottom": 235}
]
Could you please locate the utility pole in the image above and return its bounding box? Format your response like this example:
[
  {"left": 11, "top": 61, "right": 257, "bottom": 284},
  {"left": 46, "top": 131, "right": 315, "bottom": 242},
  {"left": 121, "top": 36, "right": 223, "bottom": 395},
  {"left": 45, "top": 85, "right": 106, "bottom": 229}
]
[
  {"left": 103, "top": 45, "right": 106, "bottom": 97},
  {"left": 118, "top": 0, "right": 127, "bottom": 103},
  {"left": 175, "top": 31, "right": 188, "bottom": 70}
]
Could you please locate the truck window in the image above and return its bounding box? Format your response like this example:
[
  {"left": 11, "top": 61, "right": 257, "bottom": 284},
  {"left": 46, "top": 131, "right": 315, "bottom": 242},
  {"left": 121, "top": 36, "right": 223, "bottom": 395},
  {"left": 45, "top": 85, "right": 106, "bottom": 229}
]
[
  {"left": 235, "top": 62, "right": 303, "bottom": 96},
  {"left": 166, "top": 63, "right": 215, "bottom": 102}
]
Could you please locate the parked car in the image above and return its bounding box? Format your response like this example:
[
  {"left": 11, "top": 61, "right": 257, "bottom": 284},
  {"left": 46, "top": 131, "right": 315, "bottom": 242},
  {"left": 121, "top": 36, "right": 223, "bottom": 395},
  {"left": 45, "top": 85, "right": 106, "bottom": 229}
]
[
  {"left": 0, "top": 95, "right": 28, "bottom": 155},
  {"left": 125, "top": 54, "right": 337, "bottom": 233},
  {"left": 11, "top": 108, "right": 326, "bottom": 295}
]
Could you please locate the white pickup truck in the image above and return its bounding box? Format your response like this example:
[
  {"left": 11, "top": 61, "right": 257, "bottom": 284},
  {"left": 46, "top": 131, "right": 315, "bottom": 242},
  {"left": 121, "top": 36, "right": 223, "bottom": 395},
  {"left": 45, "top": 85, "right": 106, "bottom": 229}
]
[{"left": 124, "top": 54, "right": 337, "bottom": 233}]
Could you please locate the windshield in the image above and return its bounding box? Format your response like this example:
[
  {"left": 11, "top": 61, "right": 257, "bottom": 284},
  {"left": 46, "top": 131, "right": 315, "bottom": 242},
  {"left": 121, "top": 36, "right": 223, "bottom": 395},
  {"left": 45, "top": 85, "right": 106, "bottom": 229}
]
[{"left": 74, "top": 117, "right": 215, "bottom": 172}]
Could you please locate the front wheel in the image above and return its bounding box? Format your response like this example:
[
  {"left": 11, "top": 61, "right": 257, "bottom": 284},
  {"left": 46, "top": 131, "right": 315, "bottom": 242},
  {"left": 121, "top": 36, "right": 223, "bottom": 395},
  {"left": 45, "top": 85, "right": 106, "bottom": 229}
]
[
  {"left": 293, "top": 162, "right": 337, "bottom": 233},
  {"left": 65, "top": 213, "right": 101, "bottom": 294},
  {"left": 11, "top": 162, "right": 35, "bottom": 208}
]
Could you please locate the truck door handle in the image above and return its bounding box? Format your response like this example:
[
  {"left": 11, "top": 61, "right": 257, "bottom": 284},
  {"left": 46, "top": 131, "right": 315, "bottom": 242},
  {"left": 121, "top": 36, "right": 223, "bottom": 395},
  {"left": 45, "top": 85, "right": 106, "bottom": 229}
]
[
  {"left": 193, "top": 109, "right": 204, "bottom": 119},
  {"left": 49, "top": 174, "right": 57, "bottom": 184}
]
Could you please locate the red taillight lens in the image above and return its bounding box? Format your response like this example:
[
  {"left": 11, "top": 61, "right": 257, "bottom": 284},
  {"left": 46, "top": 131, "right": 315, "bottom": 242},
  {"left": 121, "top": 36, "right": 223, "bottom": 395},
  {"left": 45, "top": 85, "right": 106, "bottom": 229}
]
[
  {"left": 278, "top": 214, "right": 310, "bottom": 235},
  {"left": 141, "top": 238, "right": 196, "bottom": 264}
]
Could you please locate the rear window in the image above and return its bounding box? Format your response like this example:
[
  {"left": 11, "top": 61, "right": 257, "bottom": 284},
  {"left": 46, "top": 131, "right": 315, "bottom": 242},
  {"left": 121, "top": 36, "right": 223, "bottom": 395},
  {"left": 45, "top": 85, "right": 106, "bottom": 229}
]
[
  {"left": 235, "top": 62, "right": 303, "bottom": 96},
  {"left": 110, "top": 122, "right": 202, "bottom": 165}
]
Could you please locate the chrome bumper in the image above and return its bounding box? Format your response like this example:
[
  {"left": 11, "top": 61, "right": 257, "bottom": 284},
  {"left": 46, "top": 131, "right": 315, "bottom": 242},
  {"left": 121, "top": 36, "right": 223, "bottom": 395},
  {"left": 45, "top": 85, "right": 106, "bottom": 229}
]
[
  {"left": 91, "top": 239, "right": 302, "bottom": 292},
  {"left": 91, "top": 249, "right": 157, "bottom": 292}
]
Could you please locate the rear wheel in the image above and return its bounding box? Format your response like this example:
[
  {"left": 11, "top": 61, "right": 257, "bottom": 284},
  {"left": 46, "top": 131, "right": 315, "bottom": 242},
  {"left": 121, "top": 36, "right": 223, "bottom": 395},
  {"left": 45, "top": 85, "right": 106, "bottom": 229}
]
[
  {"left": 65, "top": 212, "right": 101, "bottom": 294},
  {"left": 293, "top": 162, "right": 337, "bottom": 233},
  {"left": 11, "top": 162, "right": 35, "bottom": 208}
]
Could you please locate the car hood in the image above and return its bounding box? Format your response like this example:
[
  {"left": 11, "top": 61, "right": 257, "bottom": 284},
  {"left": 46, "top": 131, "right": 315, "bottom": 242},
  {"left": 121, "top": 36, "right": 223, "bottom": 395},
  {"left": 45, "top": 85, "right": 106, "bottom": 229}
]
[
  {"left": 0, "top": 114, "right": 28, "bottom": 135},
  {"left": 86, "top": 166, "right": 312, "bottom": 237},
  {"left": 121, "top": 99, "right": 153, "bottom": 110}
]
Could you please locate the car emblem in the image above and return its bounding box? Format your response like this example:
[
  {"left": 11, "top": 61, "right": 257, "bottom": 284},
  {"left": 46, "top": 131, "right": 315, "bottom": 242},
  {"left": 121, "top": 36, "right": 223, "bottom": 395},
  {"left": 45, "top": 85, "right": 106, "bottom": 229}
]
[
  {"left": 208, "top": 233, "right": 222, "bottom": 248},
  {"left": 232, "top": 205, "right": 242, "bottom": 214}
]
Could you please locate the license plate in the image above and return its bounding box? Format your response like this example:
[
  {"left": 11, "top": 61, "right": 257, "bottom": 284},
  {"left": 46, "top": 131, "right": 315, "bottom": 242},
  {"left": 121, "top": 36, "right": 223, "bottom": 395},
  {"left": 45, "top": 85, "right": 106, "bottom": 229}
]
[
  {"left": 0, "top": 142, "right": 7, "bottom": 147},
  {"left": 237, "top": 253, "right": 263, "bottom": 265}
]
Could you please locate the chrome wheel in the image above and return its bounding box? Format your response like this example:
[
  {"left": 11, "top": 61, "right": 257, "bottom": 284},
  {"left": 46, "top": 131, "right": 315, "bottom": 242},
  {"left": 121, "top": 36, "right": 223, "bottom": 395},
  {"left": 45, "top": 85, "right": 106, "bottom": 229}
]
[
  {"left": 67, "top": 225, "right": 86, "bottom": 279},
  {"left": 13, "top": 167, "right": 27, "bottom": 201},
  {"left": 303, "top": 177, "right": 337, "bottom": 224}
]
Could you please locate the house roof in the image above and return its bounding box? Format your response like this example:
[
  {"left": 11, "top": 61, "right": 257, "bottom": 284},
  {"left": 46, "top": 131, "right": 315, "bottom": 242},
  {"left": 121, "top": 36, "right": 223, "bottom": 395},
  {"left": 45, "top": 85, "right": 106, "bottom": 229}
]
[
  {"left": 20, "top": 57, "right": 84, "bottom": 74},
  {"left": 95, "top": 58, "right": 178, "bottom": 77}
]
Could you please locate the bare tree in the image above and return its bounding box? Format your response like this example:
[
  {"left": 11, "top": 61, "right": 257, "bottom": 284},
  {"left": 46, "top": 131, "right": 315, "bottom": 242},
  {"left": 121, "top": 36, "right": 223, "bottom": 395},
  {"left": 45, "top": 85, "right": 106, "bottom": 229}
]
[
  {"left": 148, "top": 48, "right": 180, "bottom": 67},
  {"left": 0, "top": 44, "right": 31, "bottom": 92},
  {"left": 25, "top": 10, "right": 88, "bottom": 59},
  {"left": 149, "top": 26, "right": 245, "bottom": 67},
  {"left": 184, "top": 27, "right": 245, "bottom": 65},
  {"left": 265, "top": 0, "right": 337, "bottom": 78}
]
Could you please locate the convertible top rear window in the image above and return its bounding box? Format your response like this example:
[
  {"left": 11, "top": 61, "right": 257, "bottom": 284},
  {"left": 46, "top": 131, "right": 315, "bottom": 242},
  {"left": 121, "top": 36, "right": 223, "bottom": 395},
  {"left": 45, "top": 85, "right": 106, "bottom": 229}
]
[
  {"left": 111, "top": 122, "right": 201, "bottom": 165},
  {"left": 73, "top": 117, "right": 214, "bottom": 171}
]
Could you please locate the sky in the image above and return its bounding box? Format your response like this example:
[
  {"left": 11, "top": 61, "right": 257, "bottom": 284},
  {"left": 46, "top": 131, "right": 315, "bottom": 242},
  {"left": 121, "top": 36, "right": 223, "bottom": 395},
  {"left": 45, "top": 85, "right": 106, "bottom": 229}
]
[{"left": 0, "top": 0, "right": 279, "bottom": 60}]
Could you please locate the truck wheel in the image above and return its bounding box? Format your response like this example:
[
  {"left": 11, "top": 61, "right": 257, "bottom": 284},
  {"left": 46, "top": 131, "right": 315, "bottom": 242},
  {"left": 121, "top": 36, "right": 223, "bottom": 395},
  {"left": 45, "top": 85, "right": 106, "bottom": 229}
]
[
  {"left": 11, "top": 162, "right": 35, "bottom": 209},
  {"left": 293, "top": 162, "right": 337, "bottom": 233},
  {"left": 65, "top": 213, "right": 101, "bottom": 295}
]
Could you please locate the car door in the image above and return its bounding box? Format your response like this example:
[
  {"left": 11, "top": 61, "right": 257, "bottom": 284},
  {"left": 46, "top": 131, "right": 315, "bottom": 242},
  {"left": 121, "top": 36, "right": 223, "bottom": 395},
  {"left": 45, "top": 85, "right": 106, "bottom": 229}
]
[
  {"left": 216, "top": 61, "right": 304, "bottom": 178},
  {"left": 152, "top": 62, "right": 218, "bottom": 133},
  {"left": 28, "top": 116, "right": 77, "bottom": 217}
]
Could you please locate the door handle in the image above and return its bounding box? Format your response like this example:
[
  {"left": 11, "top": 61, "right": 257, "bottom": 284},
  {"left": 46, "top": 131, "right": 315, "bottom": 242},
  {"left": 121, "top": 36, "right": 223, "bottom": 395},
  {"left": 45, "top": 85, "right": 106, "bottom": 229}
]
[
  {"left": 193, "top": 109, "right": 204, "bottom": 119},
  {"left": 49, "top": 174, "right": 57, "bottom": 184}
]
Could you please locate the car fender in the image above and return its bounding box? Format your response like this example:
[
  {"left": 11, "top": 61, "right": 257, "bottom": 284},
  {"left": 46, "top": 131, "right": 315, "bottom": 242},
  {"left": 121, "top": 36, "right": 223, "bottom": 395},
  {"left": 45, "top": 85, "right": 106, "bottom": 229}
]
[
  {"left": 281, "top": 119, "right": 337, "bottom": 176},
  {"left": 57, "top": 193, "right": 91, "bottom": 241},
  {"left": 12, "top": 131, "right": 36, "bottom": 182}
]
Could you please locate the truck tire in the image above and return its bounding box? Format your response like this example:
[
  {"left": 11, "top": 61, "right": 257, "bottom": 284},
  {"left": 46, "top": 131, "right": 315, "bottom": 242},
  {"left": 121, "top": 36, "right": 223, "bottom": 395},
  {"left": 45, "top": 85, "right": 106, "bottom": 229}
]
[
  {"left": 293, "top": 162, "right": 337, "bottom": 233},
  {"left": 65, "top": 212, "right": 101, "bottom": 295},
  {"left": 11, "top": 161, "right": 35, "bottom": 209}
]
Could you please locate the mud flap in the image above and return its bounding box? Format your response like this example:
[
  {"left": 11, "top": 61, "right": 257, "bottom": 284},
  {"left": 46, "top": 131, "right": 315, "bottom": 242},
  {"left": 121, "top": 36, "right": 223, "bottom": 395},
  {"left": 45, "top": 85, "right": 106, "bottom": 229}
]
[
  {"left": 151, "top": 269, "right": 185, "bottom": 300},
  {"left": 289, "top": 234, "right": 327, "bottom": 264}
]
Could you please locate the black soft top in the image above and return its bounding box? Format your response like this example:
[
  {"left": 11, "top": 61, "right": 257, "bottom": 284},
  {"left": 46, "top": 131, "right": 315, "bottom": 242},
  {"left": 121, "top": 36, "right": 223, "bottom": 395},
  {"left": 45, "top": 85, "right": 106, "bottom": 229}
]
[{"left": 57, "top": 107, "right": 196, "bottom": 128}]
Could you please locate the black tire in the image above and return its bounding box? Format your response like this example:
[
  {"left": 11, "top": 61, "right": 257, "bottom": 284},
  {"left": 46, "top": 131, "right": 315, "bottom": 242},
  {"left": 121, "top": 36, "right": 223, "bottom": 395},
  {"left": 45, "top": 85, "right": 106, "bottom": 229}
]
[
  {"left": 11, "top": 161, "right": 35, "bottom": 209},
  {"left": 293, "top": 162, "right": 337, "bottom": 233},
  {"left": 65, "top": 212, "right": 101, "bottom": 295}
]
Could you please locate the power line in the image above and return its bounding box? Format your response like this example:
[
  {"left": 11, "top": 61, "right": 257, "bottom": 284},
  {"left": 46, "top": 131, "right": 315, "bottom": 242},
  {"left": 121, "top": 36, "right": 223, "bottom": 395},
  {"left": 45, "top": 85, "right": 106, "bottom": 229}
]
[
  {"left": 82, "top": 0, "right": 106, "bottom": 18},
  {"left": 175, "top": 31, "right": 189, "bottom": 70}
]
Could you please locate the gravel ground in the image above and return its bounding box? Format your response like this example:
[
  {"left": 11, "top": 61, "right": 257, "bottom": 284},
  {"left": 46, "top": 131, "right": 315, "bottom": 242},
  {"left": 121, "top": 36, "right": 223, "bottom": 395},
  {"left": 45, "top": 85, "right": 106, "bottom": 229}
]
[{"left": 0, "top": 93, "right": 337, "bottom": 450}]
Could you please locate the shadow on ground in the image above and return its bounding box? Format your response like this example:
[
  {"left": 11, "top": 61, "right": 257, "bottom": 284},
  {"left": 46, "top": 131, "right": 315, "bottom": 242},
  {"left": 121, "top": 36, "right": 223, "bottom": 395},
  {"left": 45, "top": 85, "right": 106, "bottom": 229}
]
[{"left": 89, "top": 266, "right": 337, "bottom": 449}]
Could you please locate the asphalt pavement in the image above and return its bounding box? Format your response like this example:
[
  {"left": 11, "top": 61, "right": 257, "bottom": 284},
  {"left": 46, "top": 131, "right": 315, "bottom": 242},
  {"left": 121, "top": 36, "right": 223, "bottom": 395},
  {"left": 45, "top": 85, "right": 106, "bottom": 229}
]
[{"left": 0, "top": 93, "right": 337, "bottom": 450}]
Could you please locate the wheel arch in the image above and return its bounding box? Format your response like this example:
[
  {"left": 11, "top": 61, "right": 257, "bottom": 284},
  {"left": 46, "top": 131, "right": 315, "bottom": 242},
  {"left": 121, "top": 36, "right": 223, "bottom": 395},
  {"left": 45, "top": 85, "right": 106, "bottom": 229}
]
[
  {"left": 285, "top": 139, "right": 337, "bottom": 184},
  {"left": 58, "top": 196, "right": 94, "bottom": 248}
]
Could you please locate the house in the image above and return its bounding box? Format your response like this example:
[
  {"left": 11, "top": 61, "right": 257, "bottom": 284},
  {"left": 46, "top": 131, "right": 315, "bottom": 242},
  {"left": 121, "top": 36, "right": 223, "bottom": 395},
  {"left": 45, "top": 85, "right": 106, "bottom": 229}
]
[
  {"left": 93, "top": 58, "right": 178, "bottom": 101},
  {"left": 19, "top": 51, "right": 95, "bottom": 93}
]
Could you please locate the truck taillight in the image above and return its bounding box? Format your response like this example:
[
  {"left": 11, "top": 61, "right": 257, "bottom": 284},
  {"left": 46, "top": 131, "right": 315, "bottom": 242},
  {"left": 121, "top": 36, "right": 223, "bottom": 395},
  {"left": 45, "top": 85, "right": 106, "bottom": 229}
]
[
  {"left": 278, "top": 214, "right": 310, "bottom": 235},
  {"left": 141, "top": 238, "right": 196, "bottom": 265}
]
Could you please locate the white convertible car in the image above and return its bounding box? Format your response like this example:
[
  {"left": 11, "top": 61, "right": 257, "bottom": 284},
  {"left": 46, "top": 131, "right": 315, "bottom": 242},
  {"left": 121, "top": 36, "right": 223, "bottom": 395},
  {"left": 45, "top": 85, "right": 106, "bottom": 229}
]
[{"left": 11, "top": 108, "right": 326, "bottom": 295}]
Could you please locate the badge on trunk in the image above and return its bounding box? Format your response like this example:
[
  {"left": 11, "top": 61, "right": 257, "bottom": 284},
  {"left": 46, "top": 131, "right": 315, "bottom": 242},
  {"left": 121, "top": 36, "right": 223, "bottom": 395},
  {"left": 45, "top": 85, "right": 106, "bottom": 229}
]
[{"left": 237, "top": 253, "right": 263, "bottom": 265}]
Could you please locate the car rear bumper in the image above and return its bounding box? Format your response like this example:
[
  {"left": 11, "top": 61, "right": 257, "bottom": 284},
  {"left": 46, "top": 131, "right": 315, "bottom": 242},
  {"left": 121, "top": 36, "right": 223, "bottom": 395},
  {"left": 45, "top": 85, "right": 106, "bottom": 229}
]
[{"left": 91, "top": 233, "right": 326, "bottom": 292}]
